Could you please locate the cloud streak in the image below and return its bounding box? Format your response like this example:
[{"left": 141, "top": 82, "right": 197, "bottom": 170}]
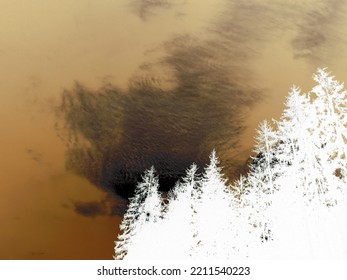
[
  {"left": 129, "top": 0, "right": 185, "bottom": 20},
  {"left": 291, "top": 0, "right": 346, "bottom": 64}
]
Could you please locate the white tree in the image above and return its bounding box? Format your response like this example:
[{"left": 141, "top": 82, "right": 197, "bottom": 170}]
[
  {"left": 274, "top": 70, "right": 347, "bottom": 206},
  {"left": 114, "top": 68, "right": 347, "bottom": 260},
  {"left": 160, "top": 164, "right": 200, "bottom": 259},
  {"left": 251, "top": 120, "right": 280, "bottom": 193},
  {"left": 114, "top": 166, "right": 163, "bottom": 260},
  {"left": 237, "top": 70, "right": 347, "bottom": 258},
  {"left": 275, "top": 86, "right": 314, "bottom": 167},
  {"left": 274, "top": 85, "right": 321, "bottom": 202},
  {"left": 312, "top": 68, "right": 347, "bottom": 158},
  {"left": 193, "top": 150, "right": 235, "bottom": 259},
  {"left": 311, "top": 69, "right": 347, "bottom": 200},
  {"left": 254, "top": 69, "right": 347, "bottom": 258},
  {"left": 239, "top": 120, "right": 280, "bottom": 256}
]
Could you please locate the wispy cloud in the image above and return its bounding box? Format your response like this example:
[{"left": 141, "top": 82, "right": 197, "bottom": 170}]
[{"left": 291, "top": 0, "right": 346, "bottom": 64}]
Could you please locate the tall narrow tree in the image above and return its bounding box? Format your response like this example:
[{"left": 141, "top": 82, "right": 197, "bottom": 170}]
[
  {"left": 193, "top": 150, "right": 234, "bottom": 259},
  {"left": 311, "top": 69, "right": 347, "bottom": 201},
  {"left": 114, "top": 166, "right": 162, "bottom": 259},
  {"left": 162, "top": 164, "right": 200, "bottom": 259}
]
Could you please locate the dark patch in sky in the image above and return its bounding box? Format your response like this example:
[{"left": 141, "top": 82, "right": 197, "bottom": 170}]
[
  {"left": 74, "top": 201, "right": 108, "bottom": 218},
  {"left": 56, "top": 0, "right": 343, "bottom": 200},
  {"left": 130, "top": 0, "right": 182, "bottom": 20},
  {"left": 26, "top": 149, "right": 42, "bottom": 163},
  {"left": 73, "top": 195, "right": 127, "bottom": 217},
  {"left": 56, "top": 1, "right": 298, "bottom": 199},
  {"left": 291, "top": 0, "right": 346, "bottom": 64},
  {"left": 26, "top": 148, "right": 50, "bottom": 166}
]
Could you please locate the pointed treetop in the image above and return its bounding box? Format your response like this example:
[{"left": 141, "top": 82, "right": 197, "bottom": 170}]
[
  {"left": 202, "top": 149, "right": 228, "bottom": 187},
  {"left": 183, "top": 163, "right": 198, "bottom": 184},
  {"left": 312, "top": 68, "right": 345, "bottom": 100},
  {"left": 257, "top": 120, "right": 273, "bottom": 136},
  {"left": 209, "top": 149, "right": 219, "bottom": 168},
  {"left": 132, "top": 165, "right": 160, "bottom": 199},
  {"left": 204, "top": 149, "right": 223, "bottom": 178},
  {"left": 142, "top": 166, "right": 157, "bottom": 183},
  {"left": 313, "top": 67, "right": 331, "bottom": 85}
]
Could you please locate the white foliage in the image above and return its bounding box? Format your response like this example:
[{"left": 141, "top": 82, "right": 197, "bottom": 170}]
[
  {"left": 114, "top": 166, "right": 163, "bottom": 260},
  {"left": 247, "top": 68, "right": 347, "bottom": 258},
  {"left": 193, "top": 150, "right": 235, "bottom": 259},
  {"left": 161, "top": 164, "right": 200, "bottom": 259},
  {"left": 114, "top": 68, "right": 347, "bottom": 260}
]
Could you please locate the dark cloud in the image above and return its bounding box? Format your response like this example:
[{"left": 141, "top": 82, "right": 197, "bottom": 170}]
[
  {"left": 129, "top": 0, "right": 184, "bottom": 20},
  {"left": 55, "top": 1, "right": 296, "bottom": 199},
  {"left": 26, "top": 148, "right": 51, "bottom": 166},
  {"left": 72, "top": 195, "right": 127, "bottom": 218},
  {"left": 74, "top": 201, "right": 107, "bottom": 218}
]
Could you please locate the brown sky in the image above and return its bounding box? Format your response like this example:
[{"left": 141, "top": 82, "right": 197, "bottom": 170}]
[{"left": 1, "top": 0, "right": 347, "bottom": 259}]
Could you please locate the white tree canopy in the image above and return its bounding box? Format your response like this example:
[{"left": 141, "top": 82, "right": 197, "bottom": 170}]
[
  {"left": 114, "top": 166, "right": 163, "bottom": 260},
  {"left": 114, "top": 68, "right": 347, "bottom": 260}
]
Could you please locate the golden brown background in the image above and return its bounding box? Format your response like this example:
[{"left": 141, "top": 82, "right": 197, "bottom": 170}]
[{"left": 1, "top": 0, "right": 347, "bottom": 259}]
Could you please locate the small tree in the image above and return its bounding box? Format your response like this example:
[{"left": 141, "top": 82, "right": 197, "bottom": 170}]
[
  {"left": 162, "top": 164, "right": 200, "bottom": 259},
  {"left": 252, "top": 120, "right": 280, "bottom": 192},
  {"left": 193, "top": 150, "right": 234, "bottom": 259},
  {"left": 241, "top": 120, "right": 281, "bottom": 253},
  {"left": 114, "top": 166, "right": 162, "bottom": 259},
  {"left": 274, "top": 84, "right": 329, "bottom": 204},
  {"left": 275, "top": 86, "right": 314, "bottom": 167}
]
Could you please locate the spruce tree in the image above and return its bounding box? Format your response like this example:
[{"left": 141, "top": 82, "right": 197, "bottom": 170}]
[
  {"left": 114, "top": 166, "right": 162, "bottom": 259},
  {"left": 194, "top": 150, "right": 233, "bottom": 259},
  {"left": 114, "top": 68, "right": 347, "bottom": 260},
  {"left": 162, "top": 164, "right": 200, "bottom": 259},
  {"left": 311, "top": 69, "right": 347, "bottom": 201}
]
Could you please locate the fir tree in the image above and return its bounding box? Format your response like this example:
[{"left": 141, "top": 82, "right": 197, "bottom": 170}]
[
  {"left": 194, "top": 150, "right": 233, "bottom": 259},
  {"left": 311, "top": 69, "right": 347, "bottom": 199},
  {"left": 275, "top": 86, "right": 314, "bottom": 169},
  {"left": 162, "top": 164, "right": 200, "bottom": 259},
  {"left": 275, "top": 85, "right": 320, "bottom": 201},
  {"left": 114, "top": 166, "right": 162, "bottom": 259},
  {"left": 114, "top": 68, "right": 347, "bottom": 260}
]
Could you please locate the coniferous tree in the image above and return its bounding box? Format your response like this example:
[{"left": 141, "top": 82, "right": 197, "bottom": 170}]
[
  {"left": 194, "top": 150, "right": 234, "bottom": 259},
  {"left": 310, "top": 69, "right": 347, "bottom": 202},
  {"left": 243, "top": 121, "right": 278, "bottom": 252},
  {"left": 275, "top": 70, "right": 346, "bottom": 206},
  {"left": 114, "top": 68, "right": 347, "bottom": 260},
  {"left": 114, "top": 166, "right": 162, "bottom": 259},
  {"left": 275, "top": 86, "right": 314, "bottom": 168},
  {"left": 254, "top": 69, "right": 347, "bottom": 258},
  {"left": 162, "top": 163, "right": 200, "bottom": 259},
  {"left": 312, "top": 68, "right": 347, "bottom": 158},
  {"left": 275, "top": 85, "right": 319, "bottom": 201},
  {"left": 251, "top": 120, "right": 280, "bottom": 192}
]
